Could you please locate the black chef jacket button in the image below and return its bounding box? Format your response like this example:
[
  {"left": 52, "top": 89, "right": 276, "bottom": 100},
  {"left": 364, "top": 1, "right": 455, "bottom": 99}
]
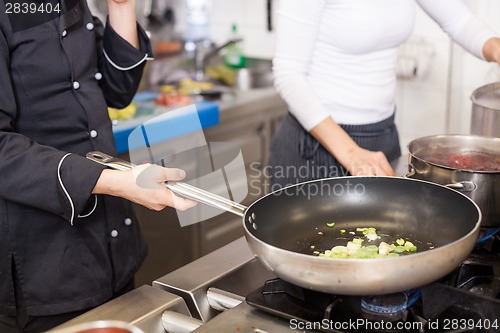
[
  {"left": 124, "top": 218, "right": 132, "bottom": 226},
  {"left": 73, "top": 81, "right": 80, "bottom": 90},
  {"left": 90, "top": 130, "right": 98, "bottom": 138},
  {"left": 86, "top": 23, "right": 94, "bottom": 31},
  {"left": 94, "top": 72, "right": 102, "bottom": 80},
  {"left": 111, "top": 230, "right": 118, "bottom": 238},
  {"left": 62, "top": 30, "right": 67, "bottom": 37}
]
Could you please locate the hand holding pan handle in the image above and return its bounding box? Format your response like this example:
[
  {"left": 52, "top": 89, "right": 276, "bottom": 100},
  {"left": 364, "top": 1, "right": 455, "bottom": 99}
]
[{"left": 86, "top": 151, "right": 247, "bottom": 217}]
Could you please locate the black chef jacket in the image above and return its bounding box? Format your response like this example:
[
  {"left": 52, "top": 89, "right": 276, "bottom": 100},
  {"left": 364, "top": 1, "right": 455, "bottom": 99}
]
[{"left": 0, "top": 0, "right": 150, "bottom": 316}]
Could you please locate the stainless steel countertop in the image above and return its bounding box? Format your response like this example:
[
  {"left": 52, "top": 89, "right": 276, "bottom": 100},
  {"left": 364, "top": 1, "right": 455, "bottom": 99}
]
[
  {"left": 47, "top": 285, "right": 190, "bottom": 333},
  {"left": 218, "top": 87, "right": 283, "bottom": 111}
]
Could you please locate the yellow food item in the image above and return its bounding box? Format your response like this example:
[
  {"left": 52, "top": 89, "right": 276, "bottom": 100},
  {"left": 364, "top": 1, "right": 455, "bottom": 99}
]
[
  {"left": 204, "top": 64, "right": 236, "bottom": 86},
  {"left": 160, "top": 85, "right": 176, "bottom": 93},
  {"left": 108, "top": 102, "right": 136, "bottom": 121},
  {"left": 160, "top": 78, "right": 215, "bottom": 96},
  {"left": 178, "top": 78, "right": 213, "bottom": 91}
]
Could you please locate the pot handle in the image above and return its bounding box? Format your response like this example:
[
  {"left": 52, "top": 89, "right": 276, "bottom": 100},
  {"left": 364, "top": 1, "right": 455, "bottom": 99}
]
[
  {"left": 405, "top": 164, "right": 416, "bottom": 178},
  {"left": 86, "top": 151, "right": 247, "bottom": 217},
  {"left": 406, "top": 163, "right": 476, "bottom": 192},
  {"left": 444, "top": 181, "right": 477, "bottom": 192}
]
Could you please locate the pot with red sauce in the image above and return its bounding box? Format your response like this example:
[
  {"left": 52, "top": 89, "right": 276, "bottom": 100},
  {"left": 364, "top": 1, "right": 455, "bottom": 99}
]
[{"left": 408, "top": 134, "right": 500, "bottom": 227}]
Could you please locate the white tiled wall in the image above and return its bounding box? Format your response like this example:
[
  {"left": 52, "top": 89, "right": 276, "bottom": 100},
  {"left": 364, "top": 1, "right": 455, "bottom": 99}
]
[
  {"left": 170, "top": 0, "right": 499, "bottom": 151},
  {"left": 445, "top": 0, "right": 500, "bottom": 137},
  {"left": 395, "top": 0, "right": 500, "bottom": 152},
  {"left": 394, "top": 5, "right": 453, "bottom": 150},
  {"left": 172, "top": 0, "right": 278, "bottom": 59}
]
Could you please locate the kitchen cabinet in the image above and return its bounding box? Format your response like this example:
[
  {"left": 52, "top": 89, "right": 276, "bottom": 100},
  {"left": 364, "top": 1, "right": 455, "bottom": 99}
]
[{"left": 128, "top": 87, "right": 288, "bottom": 286}]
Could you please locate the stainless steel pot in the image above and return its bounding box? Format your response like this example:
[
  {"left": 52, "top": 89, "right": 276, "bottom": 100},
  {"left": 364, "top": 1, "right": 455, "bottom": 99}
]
[
  {"left": 408, "top": 134, "right": 500, "bottom": 227},
  {"left": 471, "top": 82, "right": 500, "bottom": 137}
]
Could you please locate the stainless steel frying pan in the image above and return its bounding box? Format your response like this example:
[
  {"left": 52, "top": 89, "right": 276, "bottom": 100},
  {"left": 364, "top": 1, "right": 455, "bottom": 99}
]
[{"left": 87, "top": 151, "right": 481, "bottom": 295}]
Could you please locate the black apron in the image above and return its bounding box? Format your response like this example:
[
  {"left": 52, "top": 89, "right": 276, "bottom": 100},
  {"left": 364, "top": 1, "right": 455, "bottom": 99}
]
[{"left": 267, "top": 112, "right": 401, "bottom": 188}]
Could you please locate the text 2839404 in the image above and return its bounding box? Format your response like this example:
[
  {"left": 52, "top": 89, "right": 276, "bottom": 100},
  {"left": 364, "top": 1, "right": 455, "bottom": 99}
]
[{"left": 5, "top": 1, "right": 60, "bottom": 14}]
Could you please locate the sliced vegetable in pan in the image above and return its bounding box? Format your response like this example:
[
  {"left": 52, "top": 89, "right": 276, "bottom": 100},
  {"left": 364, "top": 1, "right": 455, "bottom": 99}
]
[{"left": 315, "top": 227, "right": 421, "bottom": 259}]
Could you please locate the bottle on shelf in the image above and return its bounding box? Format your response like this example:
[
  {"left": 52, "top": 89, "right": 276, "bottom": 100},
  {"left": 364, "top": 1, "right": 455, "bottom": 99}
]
[
  {"left": 224, "top": 23, "right": 246, "bottom": 69},
  {"left": 186, "top": 0, "right": 211, "bottom": 42}
]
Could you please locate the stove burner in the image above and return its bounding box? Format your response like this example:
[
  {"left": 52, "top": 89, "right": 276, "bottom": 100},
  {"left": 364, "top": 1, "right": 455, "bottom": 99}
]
[
  {"left": 420, "top": 257, "right": 500, "bottom": 333},
  {"left": 246, "top": 279, "right": 424, "bottom": 332},
  {"left": 476, "top": 228, "right": 500, "bottom": 246},
  {"left": 361, "top": 293, "right": 408, "bottom": 322},
  {"left": 244, "top": 238, "right": 500, "bottom": 333}
]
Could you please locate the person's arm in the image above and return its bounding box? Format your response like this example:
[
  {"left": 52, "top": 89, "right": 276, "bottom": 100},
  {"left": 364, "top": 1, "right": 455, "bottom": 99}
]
[
  {"left": 273, "top": 0, "right": 394, "bottom": 176},
  {"left": 417, "top": 0, "right": 500, "bottom": 65},
  {"left": 95, "top": 0, "right": 152, "bottom": 109},
  {"left": 107, "top": 0, "right": 139, "bottom": 49}
]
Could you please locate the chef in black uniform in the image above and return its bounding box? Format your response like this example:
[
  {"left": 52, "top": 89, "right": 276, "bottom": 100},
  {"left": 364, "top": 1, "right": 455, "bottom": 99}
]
[{"left": 0, "top": 1, "right": 195, "bottom": 332}]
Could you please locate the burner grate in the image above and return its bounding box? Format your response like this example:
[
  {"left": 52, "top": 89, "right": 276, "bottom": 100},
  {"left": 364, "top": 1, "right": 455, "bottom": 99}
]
[
  {"left": 245, "top": 235, "right": 500, "bottom": 333},
  {"left": 246, "top": 278, "right": 421, "bottom": 333}
]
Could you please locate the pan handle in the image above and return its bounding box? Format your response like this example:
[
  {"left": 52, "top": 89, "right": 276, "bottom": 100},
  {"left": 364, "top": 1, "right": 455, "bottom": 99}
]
[{"left": 86, "top": 151, "right": 247, "bottom": 217}]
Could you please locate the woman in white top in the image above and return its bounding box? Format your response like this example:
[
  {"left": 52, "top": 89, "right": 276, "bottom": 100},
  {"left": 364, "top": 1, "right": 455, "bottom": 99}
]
[{"left": 268, "top": 0, "right": 500, "bottom": 187}]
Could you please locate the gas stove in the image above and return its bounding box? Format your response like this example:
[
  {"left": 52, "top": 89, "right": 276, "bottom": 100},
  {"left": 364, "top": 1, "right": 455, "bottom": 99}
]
[{"left": 153, "top": 231, "right": 500, "bottom": 333}]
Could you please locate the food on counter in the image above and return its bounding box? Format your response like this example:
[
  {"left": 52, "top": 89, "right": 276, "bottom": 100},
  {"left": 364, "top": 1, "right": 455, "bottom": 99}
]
[
  {"left": 153, "top": 41, "right": 183, "bottom": 57},
  {"left": 315, "top": 227, "right": 420, "bottom": 259},
  {"left": 108, "top": 102, "right": 136, "bottom": 121},
  {"left": 156, "top": 78, "right": 216, "bottom": 102},
  {"left": 155, "top": 93, "right": 193, "bottom": 107},
  {"left": 204, "top": 64, "right": 237, "bottom": 86},
  {"left": 176, "top": 78, "right": 214, "bottom": 95}
]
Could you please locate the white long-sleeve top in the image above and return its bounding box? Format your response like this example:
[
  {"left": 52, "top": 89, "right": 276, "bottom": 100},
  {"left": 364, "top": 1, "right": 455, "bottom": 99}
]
[{"left": 273, "top": 0, "right": 496, "bottom": 129}]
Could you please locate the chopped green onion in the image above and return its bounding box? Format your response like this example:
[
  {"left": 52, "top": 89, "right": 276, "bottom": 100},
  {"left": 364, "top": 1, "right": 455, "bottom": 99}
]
[
  {"left": 404, "top": 241, "right": 415, "bottom": 252},
  {"left": 394, "top": 246, "right": 405, "bottom": 253},
  {"left": 366, "top": 233, "right": 380, "bottom": 241},
  {"left": 314, "top": 227, "right": 423, "bottom": 259},
  {"left": 352, "top": 238, "right": 364, "bottom": 245},
  {"left": 378, "top": 242, "right": 394, "bottom": 255},
  {"left": 362, "top": 227, "right": 377, "bottom": 235}
]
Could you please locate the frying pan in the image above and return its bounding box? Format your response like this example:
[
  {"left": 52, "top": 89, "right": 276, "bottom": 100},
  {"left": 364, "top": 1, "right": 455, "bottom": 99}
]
[{"left": 87, "top": 152, "right": 481, "bottom": 295}]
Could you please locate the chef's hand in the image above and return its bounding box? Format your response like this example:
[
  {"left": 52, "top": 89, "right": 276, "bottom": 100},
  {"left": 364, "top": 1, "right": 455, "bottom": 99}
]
[
  {"left": 310, "top": 117, "right": 396, "bottom": 177},
  {"left": 93, "top": 164, "right": 197, "bottom": 211},
  {"left": 107, "top": 0, "right": 139, "bottom": 49},
  {"left": 483, "top": 37, "right": 500, "bottom": 66},
  {"left": 340, "top": 146, "right": 395, "bottom": 176}
]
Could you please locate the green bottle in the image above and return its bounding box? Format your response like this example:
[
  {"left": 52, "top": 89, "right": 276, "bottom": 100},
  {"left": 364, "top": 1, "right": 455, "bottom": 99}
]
[{"left": 224, "top": 24, "right": 246, "bottom": 69}]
